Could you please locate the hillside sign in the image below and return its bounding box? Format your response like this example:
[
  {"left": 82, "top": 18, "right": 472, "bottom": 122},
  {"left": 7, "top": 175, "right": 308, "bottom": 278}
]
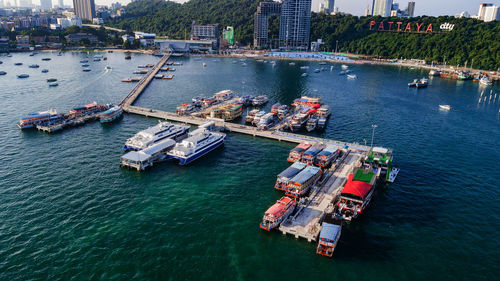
[{"left": 369, "top": 21, "right": 454, "bottom": 34}]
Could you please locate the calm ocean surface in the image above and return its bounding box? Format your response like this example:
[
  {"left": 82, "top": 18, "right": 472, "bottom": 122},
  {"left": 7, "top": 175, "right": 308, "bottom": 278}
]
[{"left": 0, "top": 52, "right": 498, "bottom": 280}]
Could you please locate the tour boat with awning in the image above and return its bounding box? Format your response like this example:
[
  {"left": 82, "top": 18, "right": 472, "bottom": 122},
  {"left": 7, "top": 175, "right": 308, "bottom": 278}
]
[
  {"left": 337, "top": 168, "right": 377, "bottom": 221},
  {"left": 259, "top": 196, "right": 296, "bottom": 231},
  {"left": 286, "top": 166, "right": 322, "bottom": 198},
  {"left": 316, "top": 215, "right": 342, "bottom": 258},
  {"left": 301, "top": 143, "right": 325, "bottom": 164},
  {"left": 274, "top": 162, "right": 307, "bottom": 191},
  {"left": 287, "top": 142, "right": 312, "bottom": 162},
  {"left": 314, "top": 146, "right": 340, "bottom": 167}
]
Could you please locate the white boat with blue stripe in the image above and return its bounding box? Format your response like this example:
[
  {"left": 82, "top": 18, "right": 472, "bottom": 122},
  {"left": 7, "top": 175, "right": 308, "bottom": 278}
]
[
  {"left": 124, "top": 121, "right": 190, "bottom": 151},
  {"left": 167, "top": 127, "right": 225, "bottom": 165}
]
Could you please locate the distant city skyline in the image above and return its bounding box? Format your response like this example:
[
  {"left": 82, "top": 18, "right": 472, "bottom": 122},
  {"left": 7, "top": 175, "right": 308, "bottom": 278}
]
[{"left": 17, "top": 0, "right": 500, "bottom": 17}]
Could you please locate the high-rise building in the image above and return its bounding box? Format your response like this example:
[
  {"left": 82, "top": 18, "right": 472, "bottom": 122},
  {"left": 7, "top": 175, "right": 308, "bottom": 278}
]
[
  {"left": 73, "top": 0, "right": 95, "bottom": 21},
  {"left": 0, "top": 0, "right": 4, "bottom": 8},
  {"left": 319, "top": 0, "right": 334, "bottom": 14},
  {"left": 58, "top": 0, "right": 64, "bottom": 8},
  {"left": 406, "top": 1, "right": 415, "bottom": 17},
  {"left": 478, "top": 3, "right": 492, "bottom": 20},
  {"left": 254, "top": 1, "right": 281, "bottom": 49},
  {"left": 483, "top": 5, "right": 499, "bottom": 22},
  {"left": 40, "top": 0, "right": 51, "bottom": 10},
  {"left": 372, "top": 0, "right": 392, "bottom": 17},
  {"left": 279, "top": 0, "right": 311, "bottom": 51}
]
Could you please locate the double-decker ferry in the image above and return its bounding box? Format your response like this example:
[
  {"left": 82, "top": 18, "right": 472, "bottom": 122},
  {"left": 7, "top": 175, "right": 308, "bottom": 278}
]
[
  {"left": 214, "top": 90, "right": 234, "bottom": 102},
  {"left": 364, "top": 147, "right": 397, "bottom": 182},
  {"left": 301, "top": 143, "right": 325, "bottom": 165},
  {"left": 259, "top": 196, "right": 296, "bottom": 231},
  {"left": 274, "top": 162, "right": 307, "bottom": 191},
  {"left": 17, "top": 109, "right": 64, "bottom": 129},
  {"left": 287, "top": 142, "right": 311, "bottom": 162},
  {"left": 252, "top": 95, "right": 269, "bottom": 106},
  {"left": 316, "top": 215, "right": 342, "bottom": 258},
  {"left": 289, "top": 109, "right": 310, "bottom": 131},
  {"left": 271, "top": 103, "right": 281, "bottom": 114},
  {"left": 124, "top": 121, "right": 190, "bottom": 151},
  {"left": 314, "top": 146, "right": 340, "bottom": 167},
  {"left": 337, "top": 168, "right": 377, "bottom": 221},
  {"left": 285, "top": 166, "right": 322, "bottom": 198},
  {"left": 167, "top": 127, "right": 225, "bottom": 165},
  {"left": 100, "top": 105, "right": 123, "bottom": 123},
  {"left": 292, "top": 96, "right": 322, "bottom": 107},
  {"left": 69, "top": 102, "right": 107, "bottom": 117}
]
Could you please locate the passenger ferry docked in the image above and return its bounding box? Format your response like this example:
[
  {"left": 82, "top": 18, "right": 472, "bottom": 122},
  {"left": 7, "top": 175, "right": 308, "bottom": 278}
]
[
  {"left": 17, "top": 109, "right": 64, "bottom": 129},
  {"left": 69, "top": 102, "right": 108, "bottom": 117},
  {"left": 100, "top": 105, "right": 123, "bottom": 123},
  {"left": 316, "top": 215, "right": 342, "bottom": 258},
  {"left": 124, "top": 121, "right": 190, "bottom": 151},
  {"left": 314, "top": 146, "right": 340, "bottom": 167},
  {"left": 167, "top": 125, "right": 225, "bottom": 165},
  {"left": 274, "top": 162, "right": 307, "bottom": 191},
  {"left": 259, "top": 196, "right": 296, "bottom": 231},
  {"left": 286, "top": 166, "right": 322, "bottom": 198},
  {"left": 336, "top": 168, "right": 377, "bottom": 221},
  {"left": 301, "top": 143, "right": 325, "bottom": 165},
  {"left": 287, "top": 142, "right": 312, "bottom": 162}
]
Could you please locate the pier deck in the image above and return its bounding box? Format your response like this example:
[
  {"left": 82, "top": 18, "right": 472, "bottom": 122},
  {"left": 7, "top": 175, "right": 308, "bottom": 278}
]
[
  {"left": 123, "top": 105, "right": 371, "bottom": 152},
  {"left": 119, "top": 54, "right": 170, "bottom": 107},
  {"left": 278, "top": 151, "right": 362, "bottom": 242}
]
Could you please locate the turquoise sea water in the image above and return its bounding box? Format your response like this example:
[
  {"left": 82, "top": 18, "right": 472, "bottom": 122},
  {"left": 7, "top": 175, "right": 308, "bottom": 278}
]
[{"left": 0, "top": 52, "right": 499, "bottom": 280}]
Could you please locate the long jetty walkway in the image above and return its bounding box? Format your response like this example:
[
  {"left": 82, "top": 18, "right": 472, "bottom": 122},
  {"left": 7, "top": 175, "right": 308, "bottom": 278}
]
[{"left": 119, "top": 53, "right": 170, "bottom": 107}]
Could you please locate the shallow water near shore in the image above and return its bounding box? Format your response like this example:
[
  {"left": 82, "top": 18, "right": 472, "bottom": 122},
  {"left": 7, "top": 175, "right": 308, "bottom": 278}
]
[{"left": 0, "top": 52, "right": 499, "bottom": 280}]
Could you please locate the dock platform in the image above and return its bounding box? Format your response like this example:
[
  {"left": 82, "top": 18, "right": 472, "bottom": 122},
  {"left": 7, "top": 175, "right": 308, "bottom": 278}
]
[{"left": 278, "top": 151, "right": 362, "bottom": 242}]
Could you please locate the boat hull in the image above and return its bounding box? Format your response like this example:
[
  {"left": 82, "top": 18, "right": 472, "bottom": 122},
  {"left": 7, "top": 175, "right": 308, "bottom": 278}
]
[{"left": 170, "top": 136, "right": 225, "bottom": 165}]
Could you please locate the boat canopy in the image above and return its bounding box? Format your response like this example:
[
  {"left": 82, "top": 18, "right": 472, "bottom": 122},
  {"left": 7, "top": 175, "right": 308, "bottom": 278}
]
[
  {"left": 317, "top": 145, "right": 337, "bottom": 157},
  {"left": 294, "top": 143, "right": 311, "bottom": 150},
  {"left": 265, "top": 197, "right": 293, "bottom": 217},
  {"left": 306, "top": 109, "right": 317, "bottom": 115},
  {"left": 277, "top": 162, "right": 307, "bottom": 179},
  {"left": 341, "top": 174, "right": 373, "bottom": 200},
  {"left": 319, "top": 223, "right": 341, "bottom": 242},
  {"left": 290, "top": 166, "right": 321, "bottom": 185},
  {"left": 303, "top": 144, "right": 324, "bottom": 157},
  {"left": 142, "top": 138, "right": 176, "bottom": 155},
  {"left": 121, "top": 150, "right": 150, "bottom": 163}
]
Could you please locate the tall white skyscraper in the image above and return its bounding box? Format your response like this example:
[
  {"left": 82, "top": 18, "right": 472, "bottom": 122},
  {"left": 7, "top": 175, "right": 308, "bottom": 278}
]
[
  {"left": 73, "top": 0, "right": 96, "bottom": 20},
  {"left": 40, "top": 0, "right": 52, "bottom": 10},
  {"left": 483, "top": 5, "right": 499, "bottom": 22},
  {"left": 372, "top": 0, "right": 393, "bottom": 17},
  {"left": 58, "top": 0, "right": 64, "bottom": 8},
  {"left": 0, "top": 0, "right": 5, "bottom": 7}
]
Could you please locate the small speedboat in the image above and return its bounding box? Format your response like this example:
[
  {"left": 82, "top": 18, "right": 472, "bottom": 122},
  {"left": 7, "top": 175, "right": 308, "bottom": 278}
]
[
  {"left": 14, "top": 62, "right": 23, "bottom": 66},
  {"left": 347, "top": 74, "right": 357, "bottom": 79},
  {"left": 46, "top": 78, "right": 57, "bottom": 82},
  {"left": 439, "top": 105, "right": 451, "bottom": 111},
  {"left": 0, "top": 71, "right": 6, "bottom": 75},
  {"left": 41, "top": 58, "right": 51, "bottom": 61},
  {"left": 314, "top": 69, "right": 320, "bottom": 73},
  {"left": 41, "top": 69, "right": 49, "bottom": 73},
  {"left": 81, "top": 64, "right": 89, "bottom": 67},
  {"left": 48, "top": 82, "right": 58, "bottom": 87},
  {"left": 105, "top": 65, "right": 112, "bottom": 70},
  {"left": 29, "top": 64, "right": 40, "bottom": 68},
  {"left": 80, "top": 60, "right": 88, "bottom": 63},
  {"left": 82, "top": 68, "right": 91, "bottom": 72},
  {"left": 17, "top": 74, "right": 29, "bottom": 78},
  {"left": 301, "top": 73, "right": 308, "bottom": 77}
]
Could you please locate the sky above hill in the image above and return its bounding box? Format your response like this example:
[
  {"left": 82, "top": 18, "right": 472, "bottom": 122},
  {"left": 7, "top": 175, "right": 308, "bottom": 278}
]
[{"left": 38, "top": 0, "right": 500, "bottom": 17}]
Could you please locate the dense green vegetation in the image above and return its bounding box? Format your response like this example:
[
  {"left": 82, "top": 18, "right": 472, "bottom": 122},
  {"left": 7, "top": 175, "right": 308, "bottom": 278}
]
[{"left": 107, "top": 0, "right": 498, "bottom": 70}]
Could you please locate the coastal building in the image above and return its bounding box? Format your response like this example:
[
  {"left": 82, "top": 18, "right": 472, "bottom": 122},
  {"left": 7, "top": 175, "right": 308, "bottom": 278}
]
[
  {"left": 156, "top": 39, "right": 215, "bottom": 53},
  {"left": 16, "top": 35, "right": 30, "bottom": 49},
  {"left": 72, "top": 0, "right": 95, "bottom": 21},
  {"left": 135, "top": 32, "right": 156, "bottom": 47},
  {"left": 56, "top": 16, "right": 82, "bottom": 28},
  {"left": 456, "top": 11, "right": 470, "bottom": 18},
  {"left": 253, "top": 1, "right": 281, "bottom": 49},
  {"left": 279, "top": 0, "right": 311, "bottom": 51},
  {"left": 122, "top": 34, "right": 133, "bottom": 43},
  {"left": 64, "top": 33, "right": 98, "bottom": 44},
  {"left": 223, "top": 26, "right": 234, "bottom": 45},
  {"left": 405, "top": 1, "right": 415, "bottom": 17},
  {"left": 372, "top": 0, "right": 392, "bottom": 17},
  {"left": 190, "top": 21, "right": 219, "bottom": 41},
  {"left": 481, "top": 4, "right": 499, "bottom": 22},
  {"left": 58, "top": 0, "right": 64, "bottom": 8},
  {"left": 319, "top": 0, "right": 334, "bottom": 14},
  {"left": 40, "top": 0, "right": 51, "bottom": 10}
]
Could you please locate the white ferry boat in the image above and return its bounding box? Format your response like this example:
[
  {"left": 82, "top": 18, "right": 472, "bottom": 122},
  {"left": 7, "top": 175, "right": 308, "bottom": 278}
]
[
  {"left": 123, "top": 121, "right": 190, "bottom": 151},
  {"left": 167, "top": 127, "right": 225, "bottom": 165}
]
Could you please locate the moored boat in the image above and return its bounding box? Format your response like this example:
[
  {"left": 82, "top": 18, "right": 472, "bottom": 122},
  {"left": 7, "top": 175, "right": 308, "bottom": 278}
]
[
  {"left": 257, "top": 112, "right": 276, "bottom": 130},
  {"left": 336, "top": 168, "right": 377, "bottom": 221},
  {"left": 17, "top": 74, "right": 29, "bottom": 78},
  {"left": 252, "top": 95, "right": 269, "bottom": 106},
  {"left": 245, "top": 109, "right": 260, "bottom": 123},
  {"left": 429, "top": 69, "right": 441, "bottom": 76},
  {"left": 100, "top": 105, "right": 123, "bottom": 123},
  {"left": 479, "top": 76, "right": 492, "bottom": 86},
  {"left": 41, "top": 69, "right": 49, "bottom": 73},
  {"left": 314, "top": 146, "right": 340, "bottom": 167},
  {"left": 29, "top": 64, "right": 40, "bottom": 68},
  {"left": 408, "top": 79, "right": 418, "bottom": 87},
  {"left": 306, "top": 115, "right": 319, "bottom": 132},
  {"left": 271, "top": 103, "right": 281, "bottom": 114},
  {"left": 287, "top": 142, "right": 312, "bottom": 162},
  {"left": 48, "top": 82, "right": 58, "bottom": 87},
  {"left": 285, "top": 165, "right": 322, "bottom": 198},
  {"left": 439, "top": 104, "right": 451, "bottom": 111},
  {"left": 416, "top": 78, "right": 428, "bottom": 88},
  {"left": 316, "top": 215, "right": 342, "bottom": 258},
  {"left": 17, "top": 109, "right": 64, "bottom": 129},
  {"left": 259, "top": 197, "right": 296, "bottom": 231},
  {"left": 301, "top": 143, "right": 325, "bottom": 164},
  {"left": 167, "top": 127, "right": 226, "bottom": 165},
  {"left": 124, "top": 121, "right": 190, "bottom": 151},
  {"left": 46, "top": 78, "right": 57, "bottom": 82},
  {"left": 275, "top": 162, "right": 307, "bottom": 191}
]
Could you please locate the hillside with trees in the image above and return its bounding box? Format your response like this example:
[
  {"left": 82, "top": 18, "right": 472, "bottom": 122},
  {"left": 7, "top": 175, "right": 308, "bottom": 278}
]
[{"left": 108, "top": 0, "right": 500, "bottom": 70}]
